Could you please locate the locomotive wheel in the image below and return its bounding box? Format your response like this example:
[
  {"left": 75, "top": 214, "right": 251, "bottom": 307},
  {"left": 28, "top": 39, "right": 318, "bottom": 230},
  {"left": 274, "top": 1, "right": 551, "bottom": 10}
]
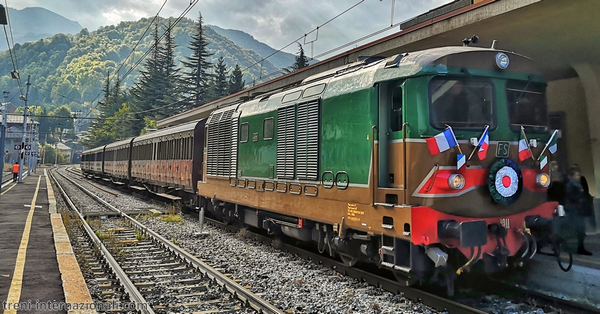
[{"left": 339, "top": 254, "right": 359, "bottom": 267}]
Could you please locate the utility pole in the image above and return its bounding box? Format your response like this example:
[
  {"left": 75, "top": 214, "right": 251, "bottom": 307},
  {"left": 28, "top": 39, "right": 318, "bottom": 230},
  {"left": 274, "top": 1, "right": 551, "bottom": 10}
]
[
  {"left": 28, "top": 116, "right": 34, "bottom": 174},
  {"left": 18, "top": 75, "right": 30, "bottom": 183},
  {"left": 0, "top": 91, "right": 8, "bottom": 194},
  {"left": 42, "top": 133, "right": 46, "bottom": 164}
]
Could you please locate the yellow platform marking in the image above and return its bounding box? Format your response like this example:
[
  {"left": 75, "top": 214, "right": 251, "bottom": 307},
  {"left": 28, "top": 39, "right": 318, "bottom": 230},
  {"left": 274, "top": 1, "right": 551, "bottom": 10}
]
[
  {"left": 4, "top": 176, "right": 41, "bottom": 314},
  {"left": 0, "top": 182, "right": 17, "bottom": 195},
  {"left": 574, "top": 257, "right": 600, "bottom": 266}
]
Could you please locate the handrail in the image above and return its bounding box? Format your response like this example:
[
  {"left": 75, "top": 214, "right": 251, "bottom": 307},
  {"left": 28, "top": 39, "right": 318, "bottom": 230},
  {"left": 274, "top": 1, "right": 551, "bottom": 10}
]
[
  {"left": 402, "top": 122, "right": 409, "bottom": 202},
  {"left": 371, "top": 125, "right": 378, "bottom": 207}
]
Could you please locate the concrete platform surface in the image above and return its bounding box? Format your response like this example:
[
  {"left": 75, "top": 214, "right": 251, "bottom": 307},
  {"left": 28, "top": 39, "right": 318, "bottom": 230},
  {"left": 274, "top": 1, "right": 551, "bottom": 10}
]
[{"left": 0, "top": 171, "right": 95, "bottom": 314}]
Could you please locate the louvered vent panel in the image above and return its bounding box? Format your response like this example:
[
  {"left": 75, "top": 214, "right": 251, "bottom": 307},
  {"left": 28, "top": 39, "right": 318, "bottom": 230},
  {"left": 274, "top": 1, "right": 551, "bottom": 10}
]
[
  {"left": 230, "top": 117, "right": 239, "bottom": 177},
  {"left": 276, "top": 106, "right": 296, "bottom": 179},
  {"left": 296, "top": 101, "right": 319, "bottom": 180},
  {"left": 217, "top": 109, "right": 234, "bottom": 176},
  {"left": 206, "top": 112, "right": 222, "bottom": 176}
]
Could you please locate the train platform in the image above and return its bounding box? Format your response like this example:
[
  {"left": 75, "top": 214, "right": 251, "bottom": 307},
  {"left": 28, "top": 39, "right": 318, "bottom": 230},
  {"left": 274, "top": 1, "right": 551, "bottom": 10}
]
[
  {"left": 519, "top": 220, "right": 600, "bottom": 308},
  {"left": 0, "top": 170, "right": 95, "bottom": 314}
]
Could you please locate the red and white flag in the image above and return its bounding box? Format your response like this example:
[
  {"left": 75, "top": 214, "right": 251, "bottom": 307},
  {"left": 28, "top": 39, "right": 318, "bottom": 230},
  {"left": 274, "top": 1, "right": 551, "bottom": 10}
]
[
  {"left": 519, "top": 126, "right": 533, "bottom": 161},
  {"left": 477, "top": 126, "right": 489, "bottom": 160}
]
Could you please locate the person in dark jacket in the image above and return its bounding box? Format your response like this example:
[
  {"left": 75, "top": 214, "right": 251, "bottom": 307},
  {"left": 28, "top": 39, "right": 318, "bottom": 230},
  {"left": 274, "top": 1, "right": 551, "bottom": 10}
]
[
  {"left": 565, "top": 166, "right": 592, "bottom": 255},
  {"left": 547, "top": 161, "right": 566, "bottom": 205}
]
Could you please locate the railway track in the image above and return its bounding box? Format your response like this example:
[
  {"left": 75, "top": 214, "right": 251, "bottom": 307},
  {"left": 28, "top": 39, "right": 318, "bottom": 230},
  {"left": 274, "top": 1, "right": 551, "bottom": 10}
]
[
  {"left": 2, "top": 172, "right": 13, "bottom": 185},
  {"left": 62, "top": 166, "right": 600, "bottom": 314},
  {"left": 51, "top": 168, "right": 283, "bottom": 314},
  {"left": 214, "top": 217, "right": 600, "bottom": 314},
  {"left": 203, "top": 217, "right": 488, "bottom": 314}
]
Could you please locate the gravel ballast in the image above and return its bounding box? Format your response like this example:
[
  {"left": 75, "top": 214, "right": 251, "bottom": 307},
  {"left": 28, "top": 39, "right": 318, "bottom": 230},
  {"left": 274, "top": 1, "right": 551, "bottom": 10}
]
[{"left": 59, "top": 166, "right": 554, "bottom": 314}]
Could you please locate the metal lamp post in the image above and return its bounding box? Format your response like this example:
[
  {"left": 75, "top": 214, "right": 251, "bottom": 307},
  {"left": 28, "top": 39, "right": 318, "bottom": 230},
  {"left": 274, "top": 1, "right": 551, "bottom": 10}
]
[
  {"left": 0, "top": 5, "right": 7, "bottom": 192},
  {"left": 18, "top": 75, "right": 30, "bottom": 183},
  {"left": 0, "top": 91, "right": 7, "bottom": 194}
]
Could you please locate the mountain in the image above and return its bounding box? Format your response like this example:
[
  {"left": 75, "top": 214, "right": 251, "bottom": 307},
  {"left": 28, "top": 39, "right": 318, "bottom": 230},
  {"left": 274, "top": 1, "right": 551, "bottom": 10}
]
[
  {"left": 0, "top": 16, "right": 279, "bottom": 115},
  {"left": 209, "top": 25, "right": 296, "bottom": 70},
  {"left": 1, "top": 7, "right": 82, "bottom": 51}
]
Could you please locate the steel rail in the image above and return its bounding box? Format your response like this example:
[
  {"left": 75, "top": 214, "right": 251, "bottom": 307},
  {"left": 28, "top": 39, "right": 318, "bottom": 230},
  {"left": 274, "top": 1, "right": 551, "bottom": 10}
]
[
  {"left": 70, "top": 167, "right": 600, "bottom": 314},
  {"left": 205, "top": 217, "right": 487, "bottom": 314},
  {"left": 49, "top": 170, "right": 155, "bottom": 314},
  {"left": 56, "top": 168, "right": 284, "bottom": 314}
]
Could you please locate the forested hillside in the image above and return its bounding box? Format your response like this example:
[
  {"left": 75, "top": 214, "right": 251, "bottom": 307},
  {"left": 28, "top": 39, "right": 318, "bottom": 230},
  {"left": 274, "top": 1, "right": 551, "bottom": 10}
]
[
  {"left": 0, "top": 7, "right": 82, "bottom": 51},
  {"left": 210, "top": 25, "right": 296, "bottom": 70},
  {"left": 0, "top": 16, "right": 278, "bottom": 115}
]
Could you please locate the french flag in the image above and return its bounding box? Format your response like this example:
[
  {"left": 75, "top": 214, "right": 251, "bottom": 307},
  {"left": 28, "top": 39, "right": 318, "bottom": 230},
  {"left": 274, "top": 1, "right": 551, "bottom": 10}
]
[
  {"left": 426, "top": 128, "right": 458, "bottom": 155},
  {"left": 477, "top": 127, "right": 489, "bottom": 160}
]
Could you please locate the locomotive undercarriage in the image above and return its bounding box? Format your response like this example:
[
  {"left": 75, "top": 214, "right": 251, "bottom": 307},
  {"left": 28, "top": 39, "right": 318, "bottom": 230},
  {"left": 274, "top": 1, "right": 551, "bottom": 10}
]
[{"left": 197, "top": 195, "right": 540, "bottom": 295}]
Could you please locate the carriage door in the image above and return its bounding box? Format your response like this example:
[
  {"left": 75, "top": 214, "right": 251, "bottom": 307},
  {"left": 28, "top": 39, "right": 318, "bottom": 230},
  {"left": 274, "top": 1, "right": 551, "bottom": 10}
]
[{"left": 377, "top": 81, "right": 405, "bottom": 205}]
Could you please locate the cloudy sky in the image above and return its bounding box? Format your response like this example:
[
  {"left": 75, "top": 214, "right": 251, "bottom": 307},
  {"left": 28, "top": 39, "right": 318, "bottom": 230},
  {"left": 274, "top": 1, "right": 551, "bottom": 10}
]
[{"left": 10, "top": 0, "right": 452, "bottom": 56}]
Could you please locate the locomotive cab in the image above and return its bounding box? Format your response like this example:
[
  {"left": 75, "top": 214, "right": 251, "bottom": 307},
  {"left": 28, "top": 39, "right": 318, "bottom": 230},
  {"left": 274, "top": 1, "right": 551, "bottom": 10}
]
[{"left": 372, "top": 47, "right": 558, "bottom": 285}]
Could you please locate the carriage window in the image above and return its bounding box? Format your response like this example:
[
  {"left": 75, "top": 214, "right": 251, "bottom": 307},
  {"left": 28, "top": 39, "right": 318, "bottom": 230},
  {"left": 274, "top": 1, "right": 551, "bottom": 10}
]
[
  {"left": 391, "top": 87, "right": 403, "bottom": 132},
  {"left": 506, "top": 81, "right": 548, "bottom": 130},
  {"left": 240, "top": 122, "right": 249, "bottom": 142},
  {"left": 429, "top": 77, "right": 494, "bottom": 129},
  {"left": 263, "top": 118, "right": 274, "bottom": 140}
]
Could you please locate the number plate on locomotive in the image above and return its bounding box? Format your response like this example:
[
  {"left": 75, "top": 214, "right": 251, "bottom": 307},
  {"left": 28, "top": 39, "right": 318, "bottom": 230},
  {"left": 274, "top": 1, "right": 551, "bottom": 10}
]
[{"left": 496, "top": 141, "right": 510, "bottom": 158}]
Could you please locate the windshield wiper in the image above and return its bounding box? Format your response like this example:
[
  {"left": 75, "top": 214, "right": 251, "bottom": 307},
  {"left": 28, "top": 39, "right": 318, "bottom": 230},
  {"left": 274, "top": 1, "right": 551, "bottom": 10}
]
[{"left": 514, "top": 75, "right": 532, "bottom": 105}]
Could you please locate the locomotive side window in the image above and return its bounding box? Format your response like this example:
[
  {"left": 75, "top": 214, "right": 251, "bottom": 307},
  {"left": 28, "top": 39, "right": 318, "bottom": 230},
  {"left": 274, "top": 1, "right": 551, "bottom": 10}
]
[
  {"left": 240, "top": 122, "right": 249, "bottom": 143},
  {"left": 506, "top": 80, "right": 548, "bottom": 130},
  {"left": 429, "top": 77, "right": 495, "bottom": 129},
  {"left": 263, "top": 118, "right": 274, "bottom": 140},
  {"left": 390, "top": 86, "right": 403, "bottom": 132}
]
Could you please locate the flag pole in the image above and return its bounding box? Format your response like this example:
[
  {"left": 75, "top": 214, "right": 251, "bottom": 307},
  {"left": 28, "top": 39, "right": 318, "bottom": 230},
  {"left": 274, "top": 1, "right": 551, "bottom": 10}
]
[
  {"left": 537, "top": 129, "right": 558, "bottom": 159},
  {"left": 446, "top": 125, "right": 463, "bottom": 155},
  {"left": 467, "top": 144, "right": 478, "bottom": 161},
  {"left": 521, "top": 126, "right": 536, "bottom": 161},
  {"left": 467, "top": 125, "right": 489, "bottom": 161}
]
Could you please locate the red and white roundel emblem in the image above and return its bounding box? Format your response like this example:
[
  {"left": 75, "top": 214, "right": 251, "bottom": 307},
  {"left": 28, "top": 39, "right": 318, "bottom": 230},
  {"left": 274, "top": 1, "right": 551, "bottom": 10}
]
[{"left": 494, "top": 166, "right": 519, "bottom": 197}]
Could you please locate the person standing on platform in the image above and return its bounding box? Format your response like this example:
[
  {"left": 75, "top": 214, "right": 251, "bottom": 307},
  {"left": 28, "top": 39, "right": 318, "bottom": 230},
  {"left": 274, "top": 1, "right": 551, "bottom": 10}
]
[
  {"left": 565, "top": 166, "right": 593, "bottom": 255},
  {"left": 12, "top": 162, "right": 18, "bottom": 182},
  {"left": 548, "top": 161, "right": 566, "bottom": 205}
]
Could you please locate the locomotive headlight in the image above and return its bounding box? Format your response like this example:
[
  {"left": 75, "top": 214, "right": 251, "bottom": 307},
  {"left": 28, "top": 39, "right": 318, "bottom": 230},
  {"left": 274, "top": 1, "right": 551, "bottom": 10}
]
[
  {"left": 536, "top": 173, "right": 550, "bottom": 188},
  {"left": 495, "top": 52, "right": 510, "bottom": 70},
  {"left": 448, "top": 174, "right": 465, "bottom": 190}
]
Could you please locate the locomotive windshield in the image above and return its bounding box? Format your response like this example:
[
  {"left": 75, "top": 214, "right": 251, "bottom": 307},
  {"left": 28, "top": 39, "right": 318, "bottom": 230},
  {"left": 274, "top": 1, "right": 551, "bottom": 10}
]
[
  {"left": 506, "top": 80, "right": 548, "bottom": 130},
  {"left": 429, "top": 77, "right": 494, "bottom": 129}
]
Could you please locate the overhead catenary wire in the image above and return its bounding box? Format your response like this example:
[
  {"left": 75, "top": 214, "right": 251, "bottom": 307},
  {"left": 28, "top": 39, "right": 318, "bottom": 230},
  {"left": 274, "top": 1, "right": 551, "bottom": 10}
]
[
  {"left": 2, "top": 0, "right": 23, "bottom": 95},
  {"left": 120, "top": 0, "right": 199, "bottom": 81},
  {"left": 117, "top": 0, "right": 366, "bottom": 115},
  {"left": 109, "top": 0, "right": 169, "bottom": 85},
  {"left": 82, "top": 1, "right": 188, "bottom": 120},
  {"left": 4, "top": 0, "right": 19, "bottom": 71},
  {"left": 252, "top": 17, "right": 412, "bottom": 85},
  {"left": 3, "top": 27, "right": 22, "bottom": 95},
  {"left": 5, "top": 113, "right": 139, "bottom": 121},
  {"left": 239, "top": 0, "right": 365, "bottom": 75}
]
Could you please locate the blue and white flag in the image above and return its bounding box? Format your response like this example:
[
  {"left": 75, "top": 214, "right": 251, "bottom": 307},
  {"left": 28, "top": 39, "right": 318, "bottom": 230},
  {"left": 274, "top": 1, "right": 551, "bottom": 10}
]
[{"left": 457, "top": 154, "right": 466, "bottom": 170}]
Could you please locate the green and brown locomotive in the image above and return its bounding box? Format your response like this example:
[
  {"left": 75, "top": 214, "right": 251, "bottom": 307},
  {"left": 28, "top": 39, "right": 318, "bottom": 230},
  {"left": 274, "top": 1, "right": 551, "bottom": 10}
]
[{"left": 82, "top": 45, "right": 563, "bottom": 291}]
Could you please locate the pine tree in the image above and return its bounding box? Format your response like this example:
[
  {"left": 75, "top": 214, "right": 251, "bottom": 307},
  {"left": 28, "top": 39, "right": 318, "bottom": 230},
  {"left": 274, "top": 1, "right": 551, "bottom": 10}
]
[
  {"left": 110, "top": 77, "right": 123, "bottom": 114},
  {"left": 156, "top": 20, "right": 183, "bottom": 118},
  {"left": 291, "top": 43, "right": 310, "bottom": 71},
  {"left": 130, "top": 20, "right": 164, "bottom": 134},
  {"left": 211, "top": 56, "right": 228, "bottom": 100},
  {"left": 98, "top": 71, "right": 112, "bottom": 117},
  {"left": 182, "top": 12, "right": 213, "bottom": 111},
  {"left": 228, "top": 64, "right": 245, "bottom": 95}
]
